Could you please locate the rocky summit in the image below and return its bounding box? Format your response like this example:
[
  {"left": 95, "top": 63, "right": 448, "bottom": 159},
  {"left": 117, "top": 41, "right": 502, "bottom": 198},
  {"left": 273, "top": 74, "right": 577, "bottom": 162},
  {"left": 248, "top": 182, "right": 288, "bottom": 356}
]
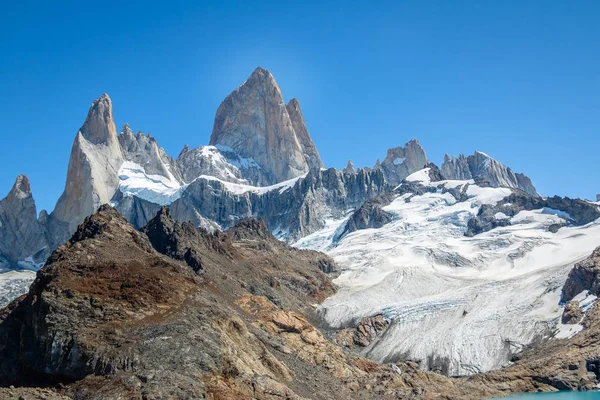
[
  {"left": 1, "top": 67, "right": 600, "bottom": 399},
  {"left": 209, "top": 67, "right": 321, "bottom": 185}
]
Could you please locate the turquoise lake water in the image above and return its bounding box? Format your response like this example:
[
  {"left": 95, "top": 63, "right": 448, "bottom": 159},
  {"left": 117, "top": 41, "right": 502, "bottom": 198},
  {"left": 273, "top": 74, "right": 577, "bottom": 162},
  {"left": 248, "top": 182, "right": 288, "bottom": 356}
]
[{"left": 491, "top": 392, "right": 600, "bottom": 399}]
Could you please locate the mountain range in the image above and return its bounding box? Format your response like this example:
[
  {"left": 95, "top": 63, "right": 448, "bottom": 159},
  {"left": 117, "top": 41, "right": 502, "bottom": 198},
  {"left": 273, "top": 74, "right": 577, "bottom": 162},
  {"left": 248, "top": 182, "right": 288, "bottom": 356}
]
[
  {"left": 1, "top": 67, "right": 600, "bottom": 398},
  {"left": 0, "top": 67, "right": 542, "bottom": 272}
]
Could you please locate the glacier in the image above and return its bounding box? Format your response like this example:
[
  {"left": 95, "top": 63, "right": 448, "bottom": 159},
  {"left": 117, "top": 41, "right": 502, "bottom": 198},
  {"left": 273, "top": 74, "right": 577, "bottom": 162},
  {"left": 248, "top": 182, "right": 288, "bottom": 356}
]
[{"left": 296, "top": 169, "right": 600, "bottom": 376}]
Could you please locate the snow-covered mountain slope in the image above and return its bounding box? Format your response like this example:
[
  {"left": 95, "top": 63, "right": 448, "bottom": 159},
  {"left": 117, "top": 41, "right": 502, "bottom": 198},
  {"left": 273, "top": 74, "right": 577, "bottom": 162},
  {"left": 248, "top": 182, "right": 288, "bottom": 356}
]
[
  {"left": 296, "top": 169, "right": 600, "bottom": 377},
  {"left": 176, "top": 144, "right": 264, "bottom": 185}
]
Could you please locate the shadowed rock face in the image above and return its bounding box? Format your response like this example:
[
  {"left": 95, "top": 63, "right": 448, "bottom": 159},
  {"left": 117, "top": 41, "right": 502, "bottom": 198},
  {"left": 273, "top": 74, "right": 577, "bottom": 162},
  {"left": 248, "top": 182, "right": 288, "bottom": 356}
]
[
  {"left": 209, "top": 67, "right": 315, "bottom": 185},
  {"left": 562, "top": 246, "right": 600, "bottom": 302},
  {"left": 286, "top": 98, "right": 323, "bottom": 171},
  {"left": 0, "top": 175, "right": 49, "bottom": 268},
  {"left": 137, "top": 167, "right": 390, "bottom": 242}
]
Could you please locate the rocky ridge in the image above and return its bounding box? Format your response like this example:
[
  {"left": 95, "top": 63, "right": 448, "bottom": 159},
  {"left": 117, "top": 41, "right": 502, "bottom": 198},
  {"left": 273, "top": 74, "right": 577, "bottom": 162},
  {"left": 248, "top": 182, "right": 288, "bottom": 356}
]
[
  {"left": 442, "top": 151, "right": 538, "bottom": 196},
  {"left": 0, "top": 68, "right": 547, "bottom": 274}
]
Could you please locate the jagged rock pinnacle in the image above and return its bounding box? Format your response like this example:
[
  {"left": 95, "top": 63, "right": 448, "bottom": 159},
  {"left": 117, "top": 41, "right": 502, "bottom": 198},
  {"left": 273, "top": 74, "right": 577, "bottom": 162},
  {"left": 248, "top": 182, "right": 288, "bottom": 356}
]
[
  {"left": 80, "top": 93, "right": 117, "bottom": 145},
  {"left": 209, "top": 67, "right": 318, "bottom": 184}
]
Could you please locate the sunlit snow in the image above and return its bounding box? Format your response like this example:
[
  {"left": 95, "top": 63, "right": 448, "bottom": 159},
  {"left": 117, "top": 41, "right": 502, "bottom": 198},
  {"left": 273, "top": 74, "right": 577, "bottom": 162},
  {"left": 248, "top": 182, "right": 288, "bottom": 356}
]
[{"left": 296, "top": 174, "right": 600, "bottom": 376}]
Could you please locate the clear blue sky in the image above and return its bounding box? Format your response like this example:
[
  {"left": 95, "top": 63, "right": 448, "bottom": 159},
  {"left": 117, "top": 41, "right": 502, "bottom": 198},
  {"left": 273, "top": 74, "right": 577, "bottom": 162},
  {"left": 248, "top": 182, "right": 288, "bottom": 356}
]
[{"left": 1, "top": 1, "right": 599, "bottom": 212}]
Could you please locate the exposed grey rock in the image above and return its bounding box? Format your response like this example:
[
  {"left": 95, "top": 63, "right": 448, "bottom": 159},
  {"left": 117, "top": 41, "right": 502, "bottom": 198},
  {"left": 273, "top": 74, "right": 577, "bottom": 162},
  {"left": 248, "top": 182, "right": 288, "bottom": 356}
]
[
  {"left": 562, "top": 246, "right": 600, "bottom": 302},
  {"left": 343, "top": 160, "right": 356, "bottom": 175},
  {"left": 52, "top": 94, "right": 124, "bottom": 233},
  {"left": 376, "top": 139, "right": 428, "bottom": 186},
  {"left": 209, "top": 67, "right": 311, "bottom": 185},
  {"left": 0, "top": 176, "right": 49, "bottom": 269},
  {"left": 118, "top": 124, "right": 183, "bottom": 183},
  {"left": 286, "top": 98, "right": 323, "bottom": 170},
  {"left": 442, "top": 151, "right": 538, "bottom": 196},
  {"left": 465, "top": 191, "right": 600, "bottom": 237},
  {"left": 337, "top": 192, "right": 395, "bottom": 240},
  {"left": 441, "top": 154, "right": 472, "bottom": 180},
  {"left": 176, "top": 144, "right": 265, "bottom": 185},
  {"left": 426, "top": 162, "right": 445, "bottom": 182},
  {"left": 167, "top": 167, "right": 388, "bottom": 242}
]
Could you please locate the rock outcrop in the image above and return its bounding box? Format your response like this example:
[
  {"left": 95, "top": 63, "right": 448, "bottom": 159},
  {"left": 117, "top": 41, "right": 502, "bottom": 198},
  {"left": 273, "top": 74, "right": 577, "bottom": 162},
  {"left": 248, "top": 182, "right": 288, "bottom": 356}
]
[
  {"left": 166, "top": 167, "right": 389, "bottom": 242},
  {"left": 0, "top": 176, "right": 50, "bottom": 269},
  {"left": 337, "top": 191, "right": 395, "bottom": 240},
  {"left": 465, "top": 191, "right": 600, "bottom": 237},
  {"left": 118, "top": 124, "right": 183, "bottom": 184},
  {"left": 441, "top": 154, "right": 472, "bottom": 180},
  {"left": 336, "top": 314, "right": 390, "bottom": 348},
  {"left": 343, "top": 160, "right": 356, "bottom": 174},
  {"left": 562, "top": 246, "right": 600, "bottom": 302},
  {"left": 52, "top": 94, "right": 124, "bottom": 233},
  {"left": 442, "top": 151, "right": 538, "bottom": 196},
  {"left": 375, "top": 139, "right": 428, "bottom": 186},
  {"left": 176, "top": 144, "right": 264, "bottom": 184},
  {"left": 561, "top": 300, "right": 583, "bottom": 324},
  {"left": 209, "top": 67, "right": 316, "bottom": 185}
]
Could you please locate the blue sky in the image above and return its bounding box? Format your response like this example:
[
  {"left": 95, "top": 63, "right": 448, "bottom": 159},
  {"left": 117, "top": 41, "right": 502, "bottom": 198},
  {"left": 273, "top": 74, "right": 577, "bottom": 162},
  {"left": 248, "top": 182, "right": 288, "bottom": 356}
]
[{"left": 1, "top": 1, "right": 599, "bottom": 212}]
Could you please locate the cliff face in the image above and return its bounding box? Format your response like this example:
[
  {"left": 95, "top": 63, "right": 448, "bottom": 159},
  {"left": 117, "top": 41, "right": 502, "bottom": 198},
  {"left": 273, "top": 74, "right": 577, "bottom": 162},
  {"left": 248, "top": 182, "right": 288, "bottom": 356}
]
[
  {"left": 52, "top": 94, "right": 124, "bottom": 233},
  {"left": 0, "top": 175, "right": 49, "bottom": 269},
  {"left": 442, "top": 151, "right": 539, "bottom": 196},
  {"left": 375, "top": 139, "right": 428, "bottom": 186},
  {"left": 209, "top": 67, "right": 316, "bottom": 185}
]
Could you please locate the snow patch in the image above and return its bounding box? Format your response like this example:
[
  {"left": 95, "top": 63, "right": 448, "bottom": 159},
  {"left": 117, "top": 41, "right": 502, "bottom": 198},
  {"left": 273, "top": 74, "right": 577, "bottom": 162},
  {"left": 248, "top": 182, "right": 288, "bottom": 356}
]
[
  {"left": 405, "top": 168, "right": 431, "bottom": 185},
  {"left": 118, "top": 161, "right": 185, "bottom": 205}
]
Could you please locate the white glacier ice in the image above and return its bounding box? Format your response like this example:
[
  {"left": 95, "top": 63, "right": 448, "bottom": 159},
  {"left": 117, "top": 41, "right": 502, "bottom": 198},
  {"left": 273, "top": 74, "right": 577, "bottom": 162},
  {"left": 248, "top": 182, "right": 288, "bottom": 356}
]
[{"left": 295, "top": 174, "right": 600, "bottom": 376}]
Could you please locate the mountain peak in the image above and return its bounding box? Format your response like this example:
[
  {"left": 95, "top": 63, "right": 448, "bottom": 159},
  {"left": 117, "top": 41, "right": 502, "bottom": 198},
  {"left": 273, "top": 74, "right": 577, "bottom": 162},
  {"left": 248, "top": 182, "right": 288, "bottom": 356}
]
[
  {"left": 209, "top": 68, "right": 314, "bottom": 184},
  {"left": 80, "top": 93, "right": 117, "bottom": 145},
  {"left": 377, "top": 139, "right": 428, "bottom": 186},
  {"left": 9, "top": 174, "right": 31, "bottom": 197}
]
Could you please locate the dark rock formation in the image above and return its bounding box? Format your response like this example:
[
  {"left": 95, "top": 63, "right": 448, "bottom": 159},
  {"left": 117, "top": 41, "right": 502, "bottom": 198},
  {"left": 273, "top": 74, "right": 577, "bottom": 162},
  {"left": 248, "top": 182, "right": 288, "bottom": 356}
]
[
  {"left": 337, "top": 192, "right": 395, "bottom": 240},
  {"left": 163, "top": 167, "right": 389, "bottom": 242},
  {"left": 337, "top": 315, "right": 390, "bottom": 348},
  {"left": 465, "top": 191, "right": 600, "bottom": 237},
  {"left": 426, "top": 162, "right": 445, "bottom": 182},
  {"left": 562, "top": 246, "right": 600, "bottom": 302},
  {"left": 0, "top": 175, "right": 50, "bottom": 269}
]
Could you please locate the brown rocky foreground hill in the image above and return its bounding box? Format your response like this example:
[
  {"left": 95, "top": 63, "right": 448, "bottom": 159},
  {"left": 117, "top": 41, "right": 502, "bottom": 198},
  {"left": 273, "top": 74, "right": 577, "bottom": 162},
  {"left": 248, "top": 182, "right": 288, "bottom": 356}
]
[{"left": 0, "top": 206, "right": 598, "bottom": 399}]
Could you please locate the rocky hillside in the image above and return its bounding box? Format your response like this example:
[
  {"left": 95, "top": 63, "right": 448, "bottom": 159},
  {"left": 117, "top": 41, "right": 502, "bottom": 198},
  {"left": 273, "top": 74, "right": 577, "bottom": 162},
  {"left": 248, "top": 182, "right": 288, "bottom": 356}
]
[
  {"left": 1, "top": 206, "right": 599, "bottom": 398},
  {"left": 0, "top": 206, "right": 497, "bottom": 399}
]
